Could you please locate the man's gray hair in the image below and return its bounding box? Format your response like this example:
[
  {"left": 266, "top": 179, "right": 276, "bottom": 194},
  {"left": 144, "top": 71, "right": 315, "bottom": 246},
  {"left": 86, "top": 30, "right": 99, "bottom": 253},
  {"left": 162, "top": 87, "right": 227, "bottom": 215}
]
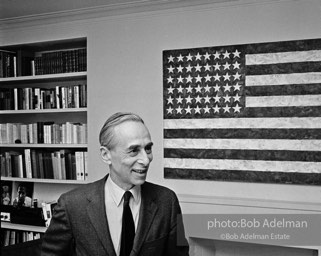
[{"left": 99, "top": 112, "right": 144, "bottom": 149}]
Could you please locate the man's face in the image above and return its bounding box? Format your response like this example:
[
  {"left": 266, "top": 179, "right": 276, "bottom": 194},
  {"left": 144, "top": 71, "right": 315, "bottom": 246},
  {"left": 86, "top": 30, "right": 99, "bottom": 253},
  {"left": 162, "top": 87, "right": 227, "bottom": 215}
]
[
  {"left": 101, "top": 121, "right": 153, "bottom": 190},
  {"left": 18, "top": 186, "right": 26, "bottom": 200}
]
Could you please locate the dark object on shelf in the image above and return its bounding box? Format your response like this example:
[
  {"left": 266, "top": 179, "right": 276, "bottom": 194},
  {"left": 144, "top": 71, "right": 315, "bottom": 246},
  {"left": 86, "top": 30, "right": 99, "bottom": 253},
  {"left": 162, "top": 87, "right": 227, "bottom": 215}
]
[{"left": 2, "top": 205, "right": 45, "bottom": 227}]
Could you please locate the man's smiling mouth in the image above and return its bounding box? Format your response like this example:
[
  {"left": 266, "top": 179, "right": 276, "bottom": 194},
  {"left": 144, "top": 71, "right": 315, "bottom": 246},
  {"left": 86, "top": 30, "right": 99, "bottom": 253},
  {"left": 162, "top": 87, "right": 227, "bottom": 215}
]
[{"left": 132, "top": 169, "right": 147, "bottom": 174}]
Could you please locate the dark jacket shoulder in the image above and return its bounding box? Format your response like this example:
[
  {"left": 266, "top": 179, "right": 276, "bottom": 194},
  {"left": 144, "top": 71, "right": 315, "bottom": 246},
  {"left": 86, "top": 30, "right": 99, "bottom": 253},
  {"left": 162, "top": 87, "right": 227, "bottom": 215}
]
[
  {"left": 142, "top": 181, "right": 176, "bottom": 196},
  {"left": 142, "top": 181, "right": 179, "bottom": 206},
  {"left": 59, "top": 176, "right": 106, "bottom": 202}
]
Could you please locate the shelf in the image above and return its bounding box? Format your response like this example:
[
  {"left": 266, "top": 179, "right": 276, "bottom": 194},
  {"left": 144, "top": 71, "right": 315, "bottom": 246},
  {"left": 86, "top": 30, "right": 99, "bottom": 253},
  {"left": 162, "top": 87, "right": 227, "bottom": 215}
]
[
  {"left": 1, "top": 176, "right": 88, "bottom": 184},
  {"left": 0, "top": 72, "right": 87, "bottom": 83},
  {"left": 0, "top": 108, "right": 87, "bottom": 114},
  {"left": 0, "top": 143, "right": 87, "bottom": 148},
  {"left": 1, "top": 222, "right": 47, "bottom": 233}
]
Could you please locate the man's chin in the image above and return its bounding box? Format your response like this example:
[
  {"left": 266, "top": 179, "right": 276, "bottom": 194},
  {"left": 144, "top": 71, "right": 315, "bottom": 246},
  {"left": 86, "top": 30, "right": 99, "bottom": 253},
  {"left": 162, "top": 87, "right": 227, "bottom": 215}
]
[{"left": 132, "top": 174, "right": 147, "bottom": 185}]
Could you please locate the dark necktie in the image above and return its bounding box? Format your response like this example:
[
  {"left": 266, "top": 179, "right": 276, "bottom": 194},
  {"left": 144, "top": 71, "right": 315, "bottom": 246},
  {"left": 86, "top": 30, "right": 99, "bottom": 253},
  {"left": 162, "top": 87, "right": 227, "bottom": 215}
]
[{"left": 120, "top": 191, "right": 135, "bottom": 256}]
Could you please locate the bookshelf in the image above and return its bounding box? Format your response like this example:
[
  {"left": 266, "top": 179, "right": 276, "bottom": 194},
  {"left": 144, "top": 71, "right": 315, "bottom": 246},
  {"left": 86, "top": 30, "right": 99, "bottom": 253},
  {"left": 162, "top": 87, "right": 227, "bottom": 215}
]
[{"left": 1, "top": 37, "right": 87, "bottom": 247}]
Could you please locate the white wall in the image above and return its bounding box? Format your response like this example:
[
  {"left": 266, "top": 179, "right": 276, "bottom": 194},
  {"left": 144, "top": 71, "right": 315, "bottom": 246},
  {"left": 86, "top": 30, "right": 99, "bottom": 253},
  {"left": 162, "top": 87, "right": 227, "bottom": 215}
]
[
  {"left": 1, "top": 0, "right": 320, "bottom": 209},
  {"left": 87, "top": 0, "right": 321, "bottom": 205}
]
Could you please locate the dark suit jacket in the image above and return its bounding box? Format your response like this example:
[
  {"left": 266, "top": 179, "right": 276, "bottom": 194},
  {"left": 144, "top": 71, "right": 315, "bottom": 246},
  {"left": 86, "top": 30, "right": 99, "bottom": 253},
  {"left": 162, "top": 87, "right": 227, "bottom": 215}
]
[{"left": 41, "top": 175, "right": 189, "bottom": 256}]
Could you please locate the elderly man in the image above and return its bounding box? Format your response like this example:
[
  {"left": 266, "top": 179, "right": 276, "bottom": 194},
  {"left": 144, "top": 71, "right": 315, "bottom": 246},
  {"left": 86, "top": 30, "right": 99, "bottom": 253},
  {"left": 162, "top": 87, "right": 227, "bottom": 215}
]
[{"left": 41, "top": 112, "right": 189, "bottom": 256}]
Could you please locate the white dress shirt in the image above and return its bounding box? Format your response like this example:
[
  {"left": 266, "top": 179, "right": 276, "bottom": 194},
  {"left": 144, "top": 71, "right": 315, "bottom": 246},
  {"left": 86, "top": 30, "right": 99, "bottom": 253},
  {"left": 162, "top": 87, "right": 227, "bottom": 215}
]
[{"left": 104, "top": 176, "right": 141, "bottom": 256}]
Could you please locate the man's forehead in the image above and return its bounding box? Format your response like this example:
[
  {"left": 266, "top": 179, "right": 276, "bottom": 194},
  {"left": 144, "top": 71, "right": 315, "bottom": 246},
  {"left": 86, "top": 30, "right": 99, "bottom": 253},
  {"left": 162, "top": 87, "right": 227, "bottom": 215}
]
[
  {"left": 114, "top": 121, "right": 150, "bottom": 136},
  {"left": 112, "top": 121, "right": 152, "bottom": 147}
]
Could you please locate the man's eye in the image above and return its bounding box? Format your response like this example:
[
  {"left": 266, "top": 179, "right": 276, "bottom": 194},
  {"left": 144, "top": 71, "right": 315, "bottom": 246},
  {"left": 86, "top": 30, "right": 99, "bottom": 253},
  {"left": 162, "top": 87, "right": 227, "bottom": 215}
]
[
  {"left": 145, "top": 146, "right": 152, "bottom": 154},
  {"left": 129, "top": 148, "right": 139, "bottom": 155}
]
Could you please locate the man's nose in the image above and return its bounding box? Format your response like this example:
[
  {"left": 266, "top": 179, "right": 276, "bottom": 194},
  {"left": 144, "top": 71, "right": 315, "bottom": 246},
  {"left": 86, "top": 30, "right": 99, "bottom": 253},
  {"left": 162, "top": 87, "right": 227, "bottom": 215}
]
[{"left": 138, "top": 150, "right": 150, "bottom": 165}]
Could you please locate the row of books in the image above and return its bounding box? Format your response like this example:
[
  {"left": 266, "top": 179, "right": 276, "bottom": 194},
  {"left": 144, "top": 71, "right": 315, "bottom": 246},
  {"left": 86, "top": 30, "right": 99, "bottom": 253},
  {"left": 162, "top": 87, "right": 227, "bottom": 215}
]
[
  {"left": 0, "top": 48, "right": 87, "bottom": 78},
  {"left": 0, "top": 84, "right": 87, "bottom": 110},
  {"left": 34, "top": 48, "right": 87, "bottom": 75},
  {"left": 1, "top": 149, "right": 88, "bottom": 180},
  {"left": 0, "top": 122, "right": 87, "bottom": 145},
  {"left": 2, "top": 230, "right": 42, "bottom": 247}
]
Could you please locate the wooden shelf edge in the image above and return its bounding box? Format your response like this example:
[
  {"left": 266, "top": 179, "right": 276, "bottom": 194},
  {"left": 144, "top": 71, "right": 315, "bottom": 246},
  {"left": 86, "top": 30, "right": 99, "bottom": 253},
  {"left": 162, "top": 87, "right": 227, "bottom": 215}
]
[
  {"left": 1, "top": 176, "right": 89, "bottom": 184},
  {"left": 0, "top": 143, "right": 87, "bottom": 148},
  {"left": 0, "top": 72, "right": 87, "bottom": 82},
  {"left": 0, "top": 108, "right": 87, "bottom": 114},
  {"left": 1, "top": 222, "right": 47, "bottom": 233}
]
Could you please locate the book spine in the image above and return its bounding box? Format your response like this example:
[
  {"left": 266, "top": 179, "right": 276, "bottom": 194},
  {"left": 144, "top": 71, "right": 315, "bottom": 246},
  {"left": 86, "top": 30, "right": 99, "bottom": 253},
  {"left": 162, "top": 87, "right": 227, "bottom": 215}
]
[
  {"left": 24, "top": 148, "right": 32, "bottom": 178},
  {"left": 18, "top": 154, "right": 24, "bottom": 178},
  {"left": 75, "top": 151, "right": 84, "bottom": 180},
  {"left": 60, "top": 149, "right": 67, "bottom": 180}
]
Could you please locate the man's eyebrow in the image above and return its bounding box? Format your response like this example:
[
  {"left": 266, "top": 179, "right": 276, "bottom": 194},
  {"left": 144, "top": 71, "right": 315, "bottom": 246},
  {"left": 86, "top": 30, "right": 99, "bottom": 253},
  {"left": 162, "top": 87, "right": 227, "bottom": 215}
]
[
  {"left": 127, "top": 144, "right": 139, "bottom": 150},
  {"left": 146, "top": 142, "right": 154, "bottom": 147},
  {"left": 127, "top": 142, "right": 153, "bottom": 150}
]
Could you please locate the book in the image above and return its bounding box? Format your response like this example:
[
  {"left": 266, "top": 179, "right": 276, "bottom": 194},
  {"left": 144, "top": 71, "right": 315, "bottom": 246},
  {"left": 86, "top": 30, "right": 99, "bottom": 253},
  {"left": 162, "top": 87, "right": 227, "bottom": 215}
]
[
  {"left": 6, "top": 123, "right": 13, "bottom": 144},
  {"left": 68, "top": 152, "right": 77, "bottom": 180},
  {"left": 38, "top": 151, "right": 45, "bottom": 178},
  {"left": 12, "top": 123, "right": 22, "bottom": 143},
  {"left": 0, "top": 50, "right": 17, "bottom": 78},
  {"left": 42, "top": 201, "right": 57, "bottom": 227},
  {"left": 65, "top": 151, "right": 72, "bottom": 180},
  {"left": 0, "top": 153, "right": 6, "bottom": 176},
  {"left": 17, "top": 154, "right": 24, "bottom": 178},
  {"left": 43, "top": 152, "right": 53, "bottom": 179},
  {"left": 4, "top": 230, "right": 11, "bottom": 246},
  {"left": 27, "top": 231, "right": 34, "bottom": 241},
  {"left": 51, "top": 151, "right": 60, "bottom": 179},
  {"left": 16, "top": 49, "right": 34, "bottom": 76},
  {"left": 28, "top": 123, "right": 34, "bottom": 143},
  {"left": 84, "top": 151, "right": 88, "bottom": 180},
  {"left": 9, "top": 230, "right": 16, "bottom": 245},
  {"left": 24, "top": 149, "right": 32, "bottom": 178},
  {"left": 31, "top": 149, "right": 40, "bottom": 178},
  {"left": 59, "top": 149, "right": 67, "bottom": 180},
  {"left": 11, "top": 151, "right": 22, "bottom": 178},
  {"left": 41, "top": 202, "right": 49, "bottom": 225},
  {"left": 5, "top": 152, "right": 12, "bottom": 177},
  {"left": 37, "top": 122, "right": 44, "bottom": 144},
  {"left": 20, "top": 124, "right": 28, "bottom": 144},
  {"left": 75, "top": 151, "right": 84, "bottom": 181}
]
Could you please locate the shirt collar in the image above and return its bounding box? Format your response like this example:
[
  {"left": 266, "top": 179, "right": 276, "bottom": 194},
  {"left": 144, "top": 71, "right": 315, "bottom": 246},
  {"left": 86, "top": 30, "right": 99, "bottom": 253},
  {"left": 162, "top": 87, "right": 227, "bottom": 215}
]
[{"left": 107, "top": 176, "right": 141, "bottom": 207}]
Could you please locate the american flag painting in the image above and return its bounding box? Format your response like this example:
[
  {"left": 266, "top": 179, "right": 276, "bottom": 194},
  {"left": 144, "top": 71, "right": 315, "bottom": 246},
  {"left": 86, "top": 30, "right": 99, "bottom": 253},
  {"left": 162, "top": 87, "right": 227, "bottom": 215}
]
[{"left": 163, "top": 38, "right": 321, "bottom": 185}]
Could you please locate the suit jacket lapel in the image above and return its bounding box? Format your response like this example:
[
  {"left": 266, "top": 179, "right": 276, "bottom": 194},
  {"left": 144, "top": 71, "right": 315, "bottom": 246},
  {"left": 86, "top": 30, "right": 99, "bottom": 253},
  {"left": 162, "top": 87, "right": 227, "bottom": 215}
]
[
  {"left": 132, "top": 183, "right": 158, "bottom": 255},
  {"left": 86, "top": 175, "right": 116, "bottom": 256}
]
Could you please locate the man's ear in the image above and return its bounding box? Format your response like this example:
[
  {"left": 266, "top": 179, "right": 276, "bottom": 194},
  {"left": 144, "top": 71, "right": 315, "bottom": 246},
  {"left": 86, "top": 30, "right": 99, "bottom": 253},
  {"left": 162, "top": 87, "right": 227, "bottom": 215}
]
[{"left": 100, "top": 146, "right": 112, "bottom": 165}]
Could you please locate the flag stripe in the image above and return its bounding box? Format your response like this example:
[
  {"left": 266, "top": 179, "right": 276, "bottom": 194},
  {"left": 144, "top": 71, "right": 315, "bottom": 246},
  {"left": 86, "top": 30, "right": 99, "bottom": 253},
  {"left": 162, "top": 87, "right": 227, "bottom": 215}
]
[
  {"left": 164, "top": 117, "right": 321, "bottom": 129},
  {"left": 246, "top": 72, "right": 321, "bottom": 86},
  {"left": 246, "top": 95, "right": 321, "bottom": 107},
  {"left": 164, "top": 168, "right": 321, "bottom": 185},
  {"left": 164, "top": 138, "right": 321, "bottom": 151},
  {"left": 246, "top": 62, "right": 321, "bottom": 75},
  {"left": 239, "top": 106, "right": 321, "bottom": 118},
  {"left": 245, "top": 50, "right": 321, "bottom": 65},
  {"left": 164, "top": 158, "right": 321, "bottom": 173},
  {"left": 164, "top": 148, "right": 321, "bottom": 162},
  {"left": 246, "top": 84, "right": 321, "bottom": 96},
  {"left": 164, "top": 128, "right": 321, "bottom": 139},
  {"left": 164, "top": 106, "right": 321, "bottom": 119},
  {"left": 245, "top": 39, "right": 321, "bottom": 54}
]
